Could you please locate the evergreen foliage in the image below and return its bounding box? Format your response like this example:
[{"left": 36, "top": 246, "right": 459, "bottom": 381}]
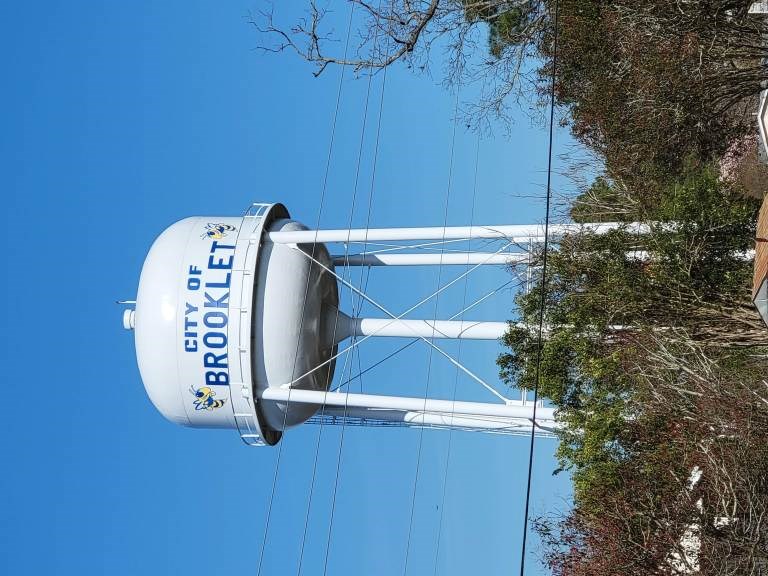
[{"left": 498, "top": 166, "right": 762, "bottom": 505}]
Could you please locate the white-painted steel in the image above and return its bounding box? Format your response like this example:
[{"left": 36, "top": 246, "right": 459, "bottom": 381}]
[
  {"left": 332, "top": 248, "right": 758, "bottom": 267},
  {"left": 266, "top": 222, "right": 647, "bottom": 244},
  {"left": 126, "top": 201, "right": 583, "bottom": 445},
  {"left": 227, "top": 204, "right": 274, "bottom": 446},
  {"left": 402, "top": 412, "right": 552, "bottom": 430},
  {"left": 317, "top": 405, "right": 557, "bottom": 433},
  {"left": 260, "top": 387, "right": 554, "bottom": 421},
  {"left": 332, "top": 252, "right": 529, "bottom": 266},
  {"left": 345, "top": 317, "right": 508, "bottom": 340},
  {"left": 251, "top": 215, "right": 340, "bottom": 432},
  {"left": 290, "top": 250, "right": 509, "bottom": 402},
  {"left": 133, "top": 215, "right": 244, "bottom": 429},
  {"left": 130, "top": 206, "right": 278, "bottom": 441}
]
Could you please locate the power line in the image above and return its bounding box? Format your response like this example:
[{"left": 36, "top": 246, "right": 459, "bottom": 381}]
[
  {"left": 296, "top": 11, "right": 384, "bottom": 574},
  {"left": 255, "top": 4, "right": 356, "bottom": 575},
  {"left": 322, "top": 19, "right": 391, "bottom": 576},
  {"left": 432, "top": 128, "right": 482, "bottom": 576},
  {"left": 403, "top": 85, "right": 461, "bottom": 576},
  {"left": 518, "top": 1, "right": 560, "bottom": 575}
]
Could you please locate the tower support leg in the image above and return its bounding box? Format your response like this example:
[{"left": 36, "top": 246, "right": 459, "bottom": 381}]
[
  {"left": 260, "top": 387, "right": 554, "bottom": 421},
  {"left": 332, "top": 252, "right": 529, "bottom": 266},
  {"left": 345, "top": 317, "right": 508, "bottom": 340},
  {"left": 264, "top": 222, "right": 644, "bottom": 245}
]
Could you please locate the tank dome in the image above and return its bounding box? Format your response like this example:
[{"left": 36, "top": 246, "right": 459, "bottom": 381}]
[{"left": 129, "top": 203, "right": 339, "bottom": 445}]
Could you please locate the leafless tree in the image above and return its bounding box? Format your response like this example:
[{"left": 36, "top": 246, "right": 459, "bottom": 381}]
[
  {"left": 535, "top": 332, "right": 768, "bottom": 576},
  {"left": 635, "top": 333, "right": 768, "bottom": 575},
  {"left": 612, "top": 1, "right": 768, "bottom": 116},
  {"left": 251, "top": 1, "right": 550, "bottom": 129}
]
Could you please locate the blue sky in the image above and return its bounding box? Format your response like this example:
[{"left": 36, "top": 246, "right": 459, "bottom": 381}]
[{"left": 1, "top": 2, "right": 577, "bottom": 575}]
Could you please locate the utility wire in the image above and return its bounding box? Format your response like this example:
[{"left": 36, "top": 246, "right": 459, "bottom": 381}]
[
  {"left": 322, "top": 18, "right": 391, "bottom": 576},
  {"left": 433, "top": 129, "right": 482, "bottom": 576},
  {"left": 255, "top": 5, "right": 356, "bottom": 576},
  {"left": 296, "top": 10, "right": 384, "bottom": 575},
  {"left": 519, "top": 1, "right": 560, "bottom": 575},
  {"left": 403, "top": 85, "right": 461, "bottom": 576}
]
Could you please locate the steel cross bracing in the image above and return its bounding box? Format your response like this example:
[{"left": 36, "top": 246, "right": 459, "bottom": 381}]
[
  {"left": 286, "top": 243, "right": 512, "bottom": 403},
  {"left": 281, "top": 242, "right": 518, "bottom": 383},
  {"left": 259, "top": 220, "right": 658, "bottom": 435},
  {"left": 259, "top": 227, "right": 573, "bottom": 435}
]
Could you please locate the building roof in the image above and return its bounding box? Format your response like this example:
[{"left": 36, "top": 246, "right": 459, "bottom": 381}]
[{"left": 754, "top": 194, "right": 768, "bottom": 326}]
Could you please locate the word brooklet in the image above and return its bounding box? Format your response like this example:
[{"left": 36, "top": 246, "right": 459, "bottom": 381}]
[{"left": 183, "top": 238, "right": 236, "bottom": 391}]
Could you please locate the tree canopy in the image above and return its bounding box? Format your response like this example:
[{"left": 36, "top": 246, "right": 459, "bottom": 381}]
[{"left": 499, "top": 165, "right": 768, "bottom": 574}]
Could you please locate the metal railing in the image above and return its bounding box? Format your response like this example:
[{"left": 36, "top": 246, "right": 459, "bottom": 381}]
[{"left": 229, "top": 203, "right": 272, "bottom": 446}]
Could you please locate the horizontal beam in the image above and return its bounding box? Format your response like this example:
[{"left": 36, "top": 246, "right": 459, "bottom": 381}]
[
  {"left": 332, "top": 252, "right": 530, "bottom": 266},
  {"left": 265, "top": 222, "right": 646, "bottom": 244},
  {"left": 260, "top": 387, "right": 555, "bottom": 421}
]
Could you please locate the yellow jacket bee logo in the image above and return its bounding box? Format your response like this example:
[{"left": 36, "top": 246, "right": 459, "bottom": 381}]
[
  {"left": 202, "top": 223, "right": 236, "bottom": 240},
  {"left": 190, "top": 386, "right": 227, "bottom": 411}
]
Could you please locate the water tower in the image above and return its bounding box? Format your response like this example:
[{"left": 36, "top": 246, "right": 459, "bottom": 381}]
[{"left": 122, "top": 202, "right": 563, "bottom": 446}]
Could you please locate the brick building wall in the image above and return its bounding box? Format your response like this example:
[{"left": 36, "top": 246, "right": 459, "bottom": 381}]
[{"left": 754, "top": 195, "right": 768, "bottom": 300}]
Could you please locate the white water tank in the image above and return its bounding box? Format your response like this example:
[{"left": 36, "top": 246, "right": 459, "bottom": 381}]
[{"left": 126, "top": 203, "right": 339, "bottom": 445}]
